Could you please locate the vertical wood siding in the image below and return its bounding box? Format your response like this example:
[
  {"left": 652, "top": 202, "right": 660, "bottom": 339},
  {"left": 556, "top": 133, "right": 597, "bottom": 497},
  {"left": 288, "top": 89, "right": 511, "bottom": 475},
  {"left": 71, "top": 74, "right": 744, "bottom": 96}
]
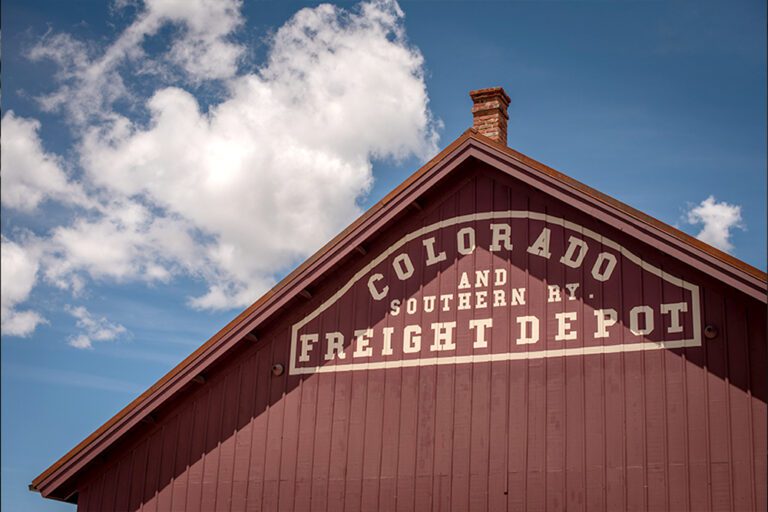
[{"left": 76, "top": 162, "right": 767, "bottom": 511}]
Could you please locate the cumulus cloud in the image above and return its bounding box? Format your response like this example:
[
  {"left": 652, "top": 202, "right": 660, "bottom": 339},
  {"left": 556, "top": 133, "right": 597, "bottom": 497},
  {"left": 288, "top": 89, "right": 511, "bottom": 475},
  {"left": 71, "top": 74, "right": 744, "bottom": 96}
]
[
  {"left": 28, "top": 0, "right": 244, "bottom": 123},
  {"left": 687, "top": 195, "right": 744, "bottom": 253},
  {"left": 1, "top": 112, "right": 92, "bottom": 211},
  {"left": 42, "top": 200, "right": 205, "bottom": 293},
  {"left": 2, "top": 0, "right": 439, "bottom": 340},
  {"left": 1, "top": 238, "right": 46, "bottom": 337},
  {"left": 76, "top": 0, "right": 437, "bottom": 309},
  {"left": 66, "top": 305, "right": 127, "bottom": 349}
]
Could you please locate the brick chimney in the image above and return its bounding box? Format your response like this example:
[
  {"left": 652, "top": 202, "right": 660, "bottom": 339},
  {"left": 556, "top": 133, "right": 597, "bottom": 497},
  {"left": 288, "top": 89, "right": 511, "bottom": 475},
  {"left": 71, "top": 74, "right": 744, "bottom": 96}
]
[{"left": 469, "top": 87, "right": 511, "bottom": 145}]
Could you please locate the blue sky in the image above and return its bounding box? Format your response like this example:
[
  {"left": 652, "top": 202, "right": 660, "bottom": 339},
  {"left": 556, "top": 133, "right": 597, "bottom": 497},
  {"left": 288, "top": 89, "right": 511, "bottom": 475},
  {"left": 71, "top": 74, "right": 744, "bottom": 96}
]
[{"left": 1, "top": 1, "right": 765, "bottom": 510}]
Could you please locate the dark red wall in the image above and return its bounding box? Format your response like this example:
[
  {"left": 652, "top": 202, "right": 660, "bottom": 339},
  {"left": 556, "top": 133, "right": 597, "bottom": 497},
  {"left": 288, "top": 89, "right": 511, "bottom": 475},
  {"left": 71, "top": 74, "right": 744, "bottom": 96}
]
[{"left": 75, "top": 161, "right": 767, "bottom": 512}]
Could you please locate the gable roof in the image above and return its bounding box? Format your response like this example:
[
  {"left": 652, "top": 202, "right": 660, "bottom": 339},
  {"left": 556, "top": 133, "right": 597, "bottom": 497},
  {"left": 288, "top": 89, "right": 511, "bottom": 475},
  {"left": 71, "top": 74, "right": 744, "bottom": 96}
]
[{"left": 32, "top": 128, "right": 767, "bottom": 502}]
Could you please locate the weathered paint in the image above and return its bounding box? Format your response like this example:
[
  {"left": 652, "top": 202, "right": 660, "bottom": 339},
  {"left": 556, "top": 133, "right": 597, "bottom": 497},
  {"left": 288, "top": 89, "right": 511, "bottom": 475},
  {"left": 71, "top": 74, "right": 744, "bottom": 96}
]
[{"left": 73, "top": 161, "right": 766, "bottom": 511}]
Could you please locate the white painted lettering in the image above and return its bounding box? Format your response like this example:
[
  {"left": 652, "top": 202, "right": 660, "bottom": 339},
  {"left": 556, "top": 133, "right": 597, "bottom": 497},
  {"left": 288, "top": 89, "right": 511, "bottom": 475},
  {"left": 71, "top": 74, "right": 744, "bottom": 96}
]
[
  {"left": 457, "top": 227, "right": 476, "bottom": 255},
  {"left": 353, "top": 329, "right": 373, "bottom": 358},
  {"left": 430, "top": 322, "right": 457, "bottom": 351},
  {"left": 564, "top": 283, "right": 580, "bottom": 300},
  {"left": 594, "top": 309, "right": 617, "bottom": 338},
  {"left": 494, "top": 268, "right": 507, "bottom": 286},
  {"left": 527, "top": 227, "right": 552, "bottom": 258},
  {"left": 591, "top": 252, "right": 617, "bottom": 282},
  {"left": 298, "top": 334, "right": 317, "bottom": 362},
  {"left": 516, "top": 316, "right": 540, "bottom": 345},
  {"left": 661, "top": 302, "right": 688, "bottom": 334},
  {"left": 475, "top": 270, "right": 489, "bottom": 287},
  {"left": 630, "top": 305, "right": 654, "bottom": 336},
  {"left": 490, "top": 223, "right": 513, "bottom": 251},
  {"left": 555, "top": 312, "right": 577, "bottom": 341},
  {"left": 393, "top": 253, "right": 414, "bottom": 280},
  {"left": 560, "top": 236, "right": 588, "bottom": 268},
  {"left": 510, "top": 287, "right": 526, "bottom": 306},
  {"left": 547, "top": 285, "right": 561, "bottom": 303},
  {"left": 390, "top": 299, "right": 401, "bottom": 316},
  {"left": 368, "top": 273, "right": 388, "bottom": 300},
  {"left": 324, "top": 332, "right": 346, "bottom": 360},
  {"left": 381, "top": 327, "right": 394, "bottom": 356},
  {"left": 403, "top": 325, "right": 421, "bottom": 353},
  {"left": 423, "top": 236, "right": 447, "bottom": 266},
  {"left": 406, "top": 298, "right": 418, "bottom": 315},
  {"left": 470, "top": 318, "right": 493, "bottom": 348}
]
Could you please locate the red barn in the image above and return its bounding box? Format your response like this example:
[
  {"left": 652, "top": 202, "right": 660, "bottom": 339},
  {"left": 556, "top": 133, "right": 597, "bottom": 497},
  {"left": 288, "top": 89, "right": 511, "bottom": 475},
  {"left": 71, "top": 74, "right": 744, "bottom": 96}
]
[{"left": 32, "top": 88, "right": 767, "bottom": 511}]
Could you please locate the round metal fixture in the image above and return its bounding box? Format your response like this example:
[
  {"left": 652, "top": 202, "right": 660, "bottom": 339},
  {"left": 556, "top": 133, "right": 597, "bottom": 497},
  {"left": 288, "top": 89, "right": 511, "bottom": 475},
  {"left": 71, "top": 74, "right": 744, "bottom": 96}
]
[
  {"left": 703, "top": 325, "right": 718, "bottom": 339},
  {"left": 272, "top": 363, "right": 285, "bottom": 376}
]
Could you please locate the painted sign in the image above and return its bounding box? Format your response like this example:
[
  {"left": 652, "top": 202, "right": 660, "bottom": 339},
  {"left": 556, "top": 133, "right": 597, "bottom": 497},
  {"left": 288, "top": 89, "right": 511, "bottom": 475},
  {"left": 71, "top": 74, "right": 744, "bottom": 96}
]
[{"left": 289, "top": 211, "right": 701, "bottom": 375}]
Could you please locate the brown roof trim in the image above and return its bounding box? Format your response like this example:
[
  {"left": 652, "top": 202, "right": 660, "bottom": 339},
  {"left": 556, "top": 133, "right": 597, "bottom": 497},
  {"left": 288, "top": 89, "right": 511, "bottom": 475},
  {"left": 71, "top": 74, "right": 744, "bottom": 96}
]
[{"left": 32, "top": 128, "right": 766, "bottom": 499}]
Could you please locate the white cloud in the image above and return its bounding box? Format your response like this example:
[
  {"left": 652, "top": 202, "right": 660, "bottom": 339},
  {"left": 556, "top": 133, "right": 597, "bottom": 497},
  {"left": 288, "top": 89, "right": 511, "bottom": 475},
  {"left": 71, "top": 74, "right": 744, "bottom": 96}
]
[
  {"left": 42, "top": 200, "right": 204, "bottom": 292},
  {"left": 1, "top": 112, "right": 92, "bottom": 212},
  {"left": 1, "top": 238, "right": 46, "bottom": 337},
  {"left": 687, "top": 195, "right": 744, "bottom": 252},
  {"left": 154, "top": 0, "right": 244, "bottom": 81},
  {"left": 28, "top": 0, "right": 244, "bottom": 123},
  {"left": 76, "top": 0, "right": 438, "bottom": 309},
  {"left": 3, "top": 0, "right": 439, "bottom": 342},
  {"left": 66, "top": 305, "right": 127, "bottom": 349}
]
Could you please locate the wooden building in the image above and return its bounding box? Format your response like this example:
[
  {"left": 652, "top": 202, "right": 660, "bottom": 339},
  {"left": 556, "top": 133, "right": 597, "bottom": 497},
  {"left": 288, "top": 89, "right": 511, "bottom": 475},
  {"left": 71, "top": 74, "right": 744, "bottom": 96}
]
[{"left": 32, "top": 87, "right": 767, "bottom": 511}]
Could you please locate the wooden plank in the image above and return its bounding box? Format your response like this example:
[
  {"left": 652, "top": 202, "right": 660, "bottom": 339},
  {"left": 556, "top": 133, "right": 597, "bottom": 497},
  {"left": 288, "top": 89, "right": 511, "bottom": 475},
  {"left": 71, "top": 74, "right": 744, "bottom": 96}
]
[
  {"left": 448, "top": 180, "right": 476, "bottom": 512},
  {"left": 622, "top": 247, "right": 646, "bottom": 512},
  {"left": 98, "top": 463, "right": 118, "bottom": 512},
  {"left": 327, "top": 316, "right": 353, "bottom": 511},
  {"left": 344, "top": 278, "right": 375, "bottom": 511},
  {"left": 113, "top": 453, "right": 134, "bottom": 512},
  {"left": 141, "top": 429, "right": 164, "bottom": 512},
  {"left": 641, "top": 260, "right": 667, "bottom": 512},
  {"left": 360, "top": 366, "right": 385, "bottom": 510},
  {"left": 246, "top": 343, "right": 273, "bottom": 512},
  {"left": 468, "top": 177, "right": 492, "bottom": 512},
  {"left": 185, "top": 389, "right": 210, "bottom": 512},
  {"left": 231, "top": 354, "right": 259, "bottom": 512},
  {"left": 309, "top": 370, "right": 335, "bottom": 512},
  {"left": 171, "top": 398, "right": 195, "bottom": 512},
  {"left": 747, "top": 301, "right": 767, "bottom": 511},
  {"left": 278, "top": 326, "right": 302, "bottom": 512},
  {"left": 214, "top": 364, "right": 243, "bottom": 510},
  {"left": 81, "top": 473, "right": 102, "bottom": 512},
  {"left": 199, "top": 378, "right": 225, "bottom": 512},
  {"left": 703, "top": 287, "right": 732, "bottom": 510},
  {"left": 293, "top": 372, "right": 319, "bottom": 511},
  {"left": 156, "top": 414, "right": 180, "bottom": 511},
  {"left": 724, "top": 297, "right": 753, "bottom": 511},
  {"left": 662, "top": 272, "right": 688, "bottom": 511},
  {"left": 128, "top": 439, "right": 150, "bottom": 512},
  {"left": 685, "top": 288, "right": 710, "bottom": 512},
  {"left": 486, "top": 174, "right": 511, "bottom": 512}
]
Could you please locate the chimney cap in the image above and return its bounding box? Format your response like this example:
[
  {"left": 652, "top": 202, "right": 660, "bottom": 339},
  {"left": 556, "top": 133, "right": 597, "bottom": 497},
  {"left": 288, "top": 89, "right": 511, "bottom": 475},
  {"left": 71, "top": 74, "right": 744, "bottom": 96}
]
[{"left": 469, "top": 86, "right": 510, "bottom": 105}]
